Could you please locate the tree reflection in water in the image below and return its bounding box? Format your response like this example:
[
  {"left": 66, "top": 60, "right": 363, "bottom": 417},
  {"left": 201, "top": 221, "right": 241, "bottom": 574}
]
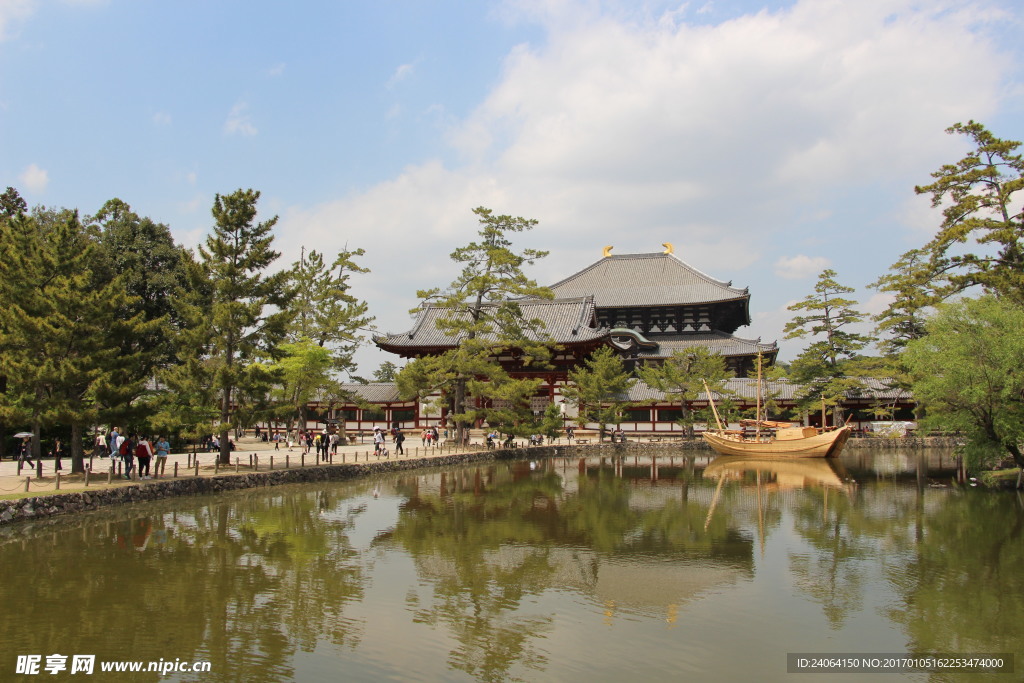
[{"left": 0, "top": 453, "right": 1021, "bottom": 681}]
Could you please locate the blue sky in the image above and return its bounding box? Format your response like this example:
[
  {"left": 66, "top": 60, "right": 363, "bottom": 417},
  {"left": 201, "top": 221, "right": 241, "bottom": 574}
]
[{"left": 3, "top": 0, "right": 1023, "bottom": 375}]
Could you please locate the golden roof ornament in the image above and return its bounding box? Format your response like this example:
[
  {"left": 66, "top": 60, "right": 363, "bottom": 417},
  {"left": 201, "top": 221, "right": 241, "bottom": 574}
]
[
  {"left": 662, "top": 242, "right": 674, "bottom": 255},
  {"left": 602, "top": 245, "right": 613, "bottom": 258}
]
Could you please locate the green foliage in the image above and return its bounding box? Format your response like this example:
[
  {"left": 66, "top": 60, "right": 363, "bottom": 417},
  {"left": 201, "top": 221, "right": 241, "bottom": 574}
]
[
  {"left": 562, "top": 346, "right": 635, "bottom": 441},
  {"left": 915, "top": 121, "right": 1024, "bottom": 300},
  {"left": 873, "top": 122, "right": 1024, "bottom": 353},
  {"left": 88, "top": 198, "right": 189, "bottom": 370},
  {"left": 372, "top": 361, "right": 399, "bottom": 382},
  {"left": 0, "top": 210, "right": 156, "bottom": 470},
  {"left": 395, "top": 207, "right": 554, "bottom": 443},
  {"left": 162, "top": 189, "right": 293, "bottom": 463},
  {"left": 0, "top": 186, "right": 26, "bottom": 218},
  {"left": 289, "top": 247, "right": 372, "bottom": 358},
  {"left": 274, "top": 247, "right": 373, "bottom": 432},
  {"left": 785, "top": 269, "right": 871, "bottom": 421},
  {"left": 637, "top": 346, "right": 731, "bottom": 434},
  {"left": 904, "top": 295, "right": 1024, "bottom": 469}
]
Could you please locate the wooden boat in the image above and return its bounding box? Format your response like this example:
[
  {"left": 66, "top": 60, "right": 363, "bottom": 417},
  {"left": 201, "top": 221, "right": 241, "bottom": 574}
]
[
  {"left": 699, "top": 356, "right": 851, "bottom": 459},
  {"left": 702, "top": 425, "right": 851, "bottom": 458}
]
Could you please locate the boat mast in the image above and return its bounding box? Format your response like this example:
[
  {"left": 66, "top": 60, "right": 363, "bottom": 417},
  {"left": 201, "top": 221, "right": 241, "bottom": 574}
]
[
  {"left": 755, "top": 352, "right": 763, "bottom": 442},
  {"left": 702, "top": 378, "right": 724, "bottom": 432}
]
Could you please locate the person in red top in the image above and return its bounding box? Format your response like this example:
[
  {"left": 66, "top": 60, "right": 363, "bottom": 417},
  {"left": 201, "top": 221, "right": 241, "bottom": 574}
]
[{"left": 135, "top": 436, "right": 154, "bottom": 479}]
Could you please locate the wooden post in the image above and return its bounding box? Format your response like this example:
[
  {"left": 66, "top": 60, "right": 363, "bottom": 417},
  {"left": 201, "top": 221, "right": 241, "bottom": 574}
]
[
  {"left": 84, "top": 465, "right": 90, "bottom": 487},
  {"left": 56, "top": 472, "right": 61, "bottom": 490},
  {"left": 286, "top": 454, "right": 290, "bottom": 468},
  {"left": 270, "top": 455, "right": 274, "bottom": 470},
  {"left": 214, "top": 459, "right": 219, "bottom": 474},
  {"left": 25, "top": 476, "right": 30, "bottom": 492},
  {"left": 187, "top": 453, "right": 192, "bottom": 468},
  {"left": 194, "top": 459, "right": 199, "bottom": 477},
  {"left": 235, "top": 458, "right": 239, "bottom": 473},
  {"left": 174, "top": 462, "right": 179, "bottom": 478},
  {"left": 301, "top": 453, "right": 305, "bottom": 467},
  {"left": 108, "top": 465, "right": 113, "bottom": 484}
]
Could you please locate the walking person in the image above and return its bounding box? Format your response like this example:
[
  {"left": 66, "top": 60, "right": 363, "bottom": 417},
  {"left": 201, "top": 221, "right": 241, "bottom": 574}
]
[
  {"left": 120, "top": 434, "right": 136, "bottom": 480},
  {"left": 395, "top": 430, "right": 405, "bottom": 455},
  {"left": 109, "top": 427, "right": 120, "bottom": 461},
  {"left": 135, "top": 436, "right": 153, "bottom": 479},
  {"left": 17, "top": 436, "right": 34, "bottom": 470},
  {"left": 95, "top": 431, "right": 108, "bottom": 458},
  {"left": 51, "top": 437, "right": 64, "bottom": 472},
  {"left": 373, "top": 427, "right": 384, "bottom": 454},
  {"left": 154, "top": 435, "right": 170, "bottom": 478}
]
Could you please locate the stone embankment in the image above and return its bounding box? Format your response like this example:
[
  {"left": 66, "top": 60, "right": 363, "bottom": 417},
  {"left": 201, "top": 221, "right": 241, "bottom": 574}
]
[{"left": 0, "top": 437, "right": 968, "bottom": 527}]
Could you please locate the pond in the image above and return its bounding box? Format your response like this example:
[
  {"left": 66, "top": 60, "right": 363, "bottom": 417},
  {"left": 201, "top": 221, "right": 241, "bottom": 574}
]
[{"left": 1, "top": 449, "right": 1021, "bottom": 682}]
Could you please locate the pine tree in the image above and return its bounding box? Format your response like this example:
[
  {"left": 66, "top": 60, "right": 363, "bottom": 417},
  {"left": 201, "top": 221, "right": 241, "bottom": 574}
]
[
  {"left": 165, "top": 189, "right": 292, "bottom": 464},
  {"left": 637, "top": 346, "right": 732, "bottom": 436},
  {"left": 394, "top": 207, "right": 552, "bottom": 444},
  {"left": 0, "top": 211, "right": 154, "bottom": 471},
  {"left": 562, "top": 346, "right": 636, "bottom": 442},
  {"left": 274, "top": 247, "right": 373, "bottom": 436},
  {"left": 784, "top": 269, "right": 870, "bottom": 424}
]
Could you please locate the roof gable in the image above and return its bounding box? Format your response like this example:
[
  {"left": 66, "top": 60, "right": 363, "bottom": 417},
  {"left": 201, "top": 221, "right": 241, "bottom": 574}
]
[
  {"left": 550, "top": 252, "right": 749, "bottom": 307},
  {"left": 374, "top": 296, "right": 607, "bottom": 350}
]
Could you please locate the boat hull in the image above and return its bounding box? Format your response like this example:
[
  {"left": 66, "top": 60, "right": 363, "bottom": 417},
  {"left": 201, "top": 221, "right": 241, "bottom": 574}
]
[{"left": 701, "top": 426, "right": 851, "bottom": 458}]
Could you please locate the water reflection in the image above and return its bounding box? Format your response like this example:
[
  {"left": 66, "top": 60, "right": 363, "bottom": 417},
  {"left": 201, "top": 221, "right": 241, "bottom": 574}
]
[{"left": 0, "top": 452, "right": 1021, "bottom": 681}]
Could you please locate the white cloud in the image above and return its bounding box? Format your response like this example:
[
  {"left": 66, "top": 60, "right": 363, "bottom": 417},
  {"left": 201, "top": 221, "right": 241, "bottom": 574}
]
[
  {"left": 153, "top": 111, "right": 172, "bottom": 126},
  {"left": 774, "top": 254, "right": 831, "bottom": 280},
  {"left": 223, "top": 101, "right": 257, "bottom": 136},
  {"left": 275, "top": 0, "right": 1018, "bottom": 371},
  {"left": 387, "top": 62, "right": 416, "bottom": 88},
  {"left": 0, "top": 0, "right": 34, "bottom": 41},
  {"left": 19, "top": 163, "right": 49, "bottom": 194}
]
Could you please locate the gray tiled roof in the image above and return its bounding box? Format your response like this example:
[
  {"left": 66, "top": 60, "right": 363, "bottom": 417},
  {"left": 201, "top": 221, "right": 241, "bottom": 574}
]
[
  {"left": 550, "top": 252, "right": 749, "bottom": 307},
  {"left": 374, "top": 296, "right": 607, "bottom": 349},
  {"left": 339, "top": 383, "right": 404, "bottom": 403},
  {"left": 633, "top": 332, "right": 777, "bottom": 358},
  {"left": 627, "top": 377, "right": 909, "bottom": 404}
]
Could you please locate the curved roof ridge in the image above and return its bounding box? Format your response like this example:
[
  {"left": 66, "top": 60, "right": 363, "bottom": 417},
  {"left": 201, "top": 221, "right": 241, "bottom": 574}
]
[{"left": 549, "top": 251, "right": 749, "bottom": 307}]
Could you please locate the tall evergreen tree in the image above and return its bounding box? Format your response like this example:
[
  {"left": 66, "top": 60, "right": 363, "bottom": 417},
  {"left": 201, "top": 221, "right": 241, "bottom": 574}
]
[
  {"left": 395, "top": 207, "right": 552, "bottom": 444},
  {"left": 562, "top": 346, "right": 635, "bottom": 442},
  {"left": 637, "top": 346, "right": 732, "bottom": 436},
  {"left": 874, "top": 121, "right": 1024, "bottom": 337},
  {"left": 89, "top": 198, "right": 189, "bottom": 371},
  {"left": 784, "top": 269, "right": 871, "bottom": 424},
  {"left": 165, "top": 189, "right": 292, "bottom": 464},
  {"left": 0, "top": 211, "right": 153, "bottom": 471},
  {"left": 273, "top": 247, "right": 373, "bottom": 435}
]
